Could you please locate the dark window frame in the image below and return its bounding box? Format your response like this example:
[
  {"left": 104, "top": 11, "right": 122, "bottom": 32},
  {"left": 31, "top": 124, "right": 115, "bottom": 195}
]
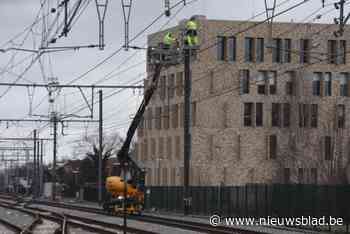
[
  {"left": 256, "top": 103, "right": 263, "bottom": 127},
  {"left": 284, "top": 39, "right": 292, "bottom": 63},
  {"left": 272, "top": 38, "right": 282, "bottom": 63},
  {"left": 257, "top": 71, "right": 267, "bottom": 95},
  {"left": 228, "top": 36, "right": 236, "bottom": 62},
  {"left": 324, "top": 136, "right": 333, "bottom": 160},
  {"left": 324, "top": 72, "right": 332, "bottom": 96},
  {"left": 340, "top": 73, "right": 348, "bottom": 97},
  {"left": 272, "top": 103, "right": 281, "bottom": 127},
  {"left": 217, "top": 36, "right": 226, "bottom": 61},
  {"left": 240, "top": 69, "right": 250, "bottom": 94},
  {"left": 244, "top": 103, "right": 253, "bottom": 127},
  {"left": 337, "top": 104, "right": 345, "bottom": 129},
  {"left": 312, "top": 72, "right": 322, "bottom": 96},
  {"left": 300, "top": 39, "right": 310, "bottom": 64},
  {"left": 269, "top": 135, "right": 277, "bottom": 159},
  {"left": 327, "top": 40, "right": 337, "bottom": 64},
  {"left": 283, "top": 103, "right": 290, "bottom": 127},
  {"left": 310, "top": 104, "right": 318, "bottom": 128},
  {"left": 256, "top": 38, "right": 264, "bottom": 63},
  {"left": 245, "top": 37, "right": 255, "bottom": 62},
  {"left": 286, "top": 71, "right": 295, "bottom": 95}
]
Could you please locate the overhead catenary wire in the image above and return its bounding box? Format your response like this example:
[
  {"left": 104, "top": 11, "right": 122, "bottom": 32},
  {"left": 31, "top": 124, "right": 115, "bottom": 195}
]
[
  {"left": 39, "top": 0, "right": 316, "bottom": 140},
  {"left": 2, "top": 0, "right": 336, "bottom": 155}
]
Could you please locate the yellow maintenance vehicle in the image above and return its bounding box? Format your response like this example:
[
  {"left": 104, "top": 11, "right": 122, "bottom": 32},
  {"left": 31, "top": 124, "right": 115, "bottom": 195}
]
[
  {"left": 102, "top": 63, "right": 162, "bottom": 215},
  {"left": 104, "top": 176, "right": 144, "bottom": 215}
]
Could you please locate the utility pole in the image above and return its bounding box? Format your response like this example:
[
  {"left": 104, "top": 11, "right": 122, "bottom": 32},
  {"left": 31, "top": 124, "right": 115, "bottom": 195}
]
[
  {"left": 33, "top": 130, "right": 37, "bottom": 198},
  {"left": 36, "top": 141, "right": 40, "bottom": 197},
  {"left": 123, "top": 162, "right": 128, "bottom": 234},
  {"left": 52, "top": 113, "right": 58, "bottom": 200},
  {"left": 40, "top": 140, "right": 43, "bottom": 197},
  {"left": 98, "top": 90, "right": 103, "bottom": 205},
  {"left": 183, "top": 47, "right": 192, "bottom": 215}
]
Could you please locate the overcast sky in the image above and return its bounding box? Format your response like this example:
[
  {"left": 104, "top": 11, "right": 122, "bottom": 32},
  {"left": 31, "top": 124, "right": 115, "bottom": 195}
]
[{"left": 0, "top": 0, "right": 345, "bottom": 164}]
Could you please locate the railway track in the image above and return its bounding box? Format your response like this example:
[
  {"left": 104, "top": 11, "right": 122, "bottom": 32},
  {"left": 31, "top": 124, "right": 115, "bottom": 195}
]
[
  {"left": 30, "top": 199, "right": 268, "bottom": 234},
  {"left": 0, "top": 199, "right": 155, "bottom": 234},
  {"left": 1, "top": 194, "right": 326, "bottom": 234}
]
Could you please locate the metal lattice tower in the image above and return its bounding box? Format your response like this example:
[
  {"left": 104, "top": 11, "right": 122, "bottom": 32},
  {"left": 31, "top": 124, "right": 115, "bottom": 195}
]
[
  {"left": 121, "top": 0, "right": 133, "bottom": 51},
  {"left": 95, "top": 0, "right": 109, "bottom": 50}
]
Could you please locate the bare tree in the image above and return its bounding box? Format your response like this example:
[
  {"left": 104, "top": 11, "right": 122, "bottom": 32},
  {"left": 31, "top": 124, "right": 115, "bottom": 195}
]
[{"left": 72, "top": 132, "right": 124, "bottom": 182}]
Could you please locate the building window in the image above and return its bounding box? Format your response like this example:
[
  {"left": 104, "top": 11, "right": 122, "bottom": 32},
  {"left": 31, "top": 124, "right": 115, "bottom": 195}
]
[
  {"left": 144, "top": 139, "right": 148, "bottom": 161},
  {"left": 166, "top": 137, "right": 172, "bottom": 160},
  {"left": 300, "top": 39, "right": 310, "bottom": 63},
  {"left": 217, "top": 36, "right": 226, "bottom": 61},
  {"left": 272, "top": 38, "right": 282, "bottom": 63},
  {"left": 337, "top": 104, "right": 345, "bottom": 128},
  {"left": 324, "top": 72, "right": 332, "bottom": 96},
  {"left": 257, "top": 71, "right": 266, "bottom": 94},
  {"left": 176, "top": 72, "right": 183, "bottom": 96},
  {"left": 340, "top": 73, "right": 348, "bottom": 96},
  {"left": 151, "top": 138, "right": 156, "bottom": 158},
  {"left": 228, "top": 36, "right": 236, "bottom": 62},
  {"left": 286, "top": 71, "right": 295, "bottom": 95},
  {"left": 312, "top": 72, "right": 322, "bottom": 96},
  {"left": 171, "top": 104, "right": 178, "bottom": 128},
  {"left": 272, "top": 103, "right": 281, "bottom": 127},
  {"left": 268, "top": 71, "right": 277, "bottom": 94},
  {"left": 283, "top": 103, "right": 290, "bottom": 127},
  {"left": 168, "top": 74, "right": 175, "bottom": 99},
  {"left": 240, "top": 69, "right": 250, "bottom": 94},
  {"left": 155, "top": 107, "right": 162, "bottom": 129},
  {"left": 327, "top": 40, "right": 337, "bottom": 64},
  {"left": 175, "top": 136, "right": 181, "bottom": 159},
  {"left": 310, "top": 168, "right": 318, "bottom": 184},
  {"left": 269, "top": 135, "right": 277, "bottom": 159},
  {"left": 256, "top": 38, "right": 264, "bottom": 62},
  {"left": 339, "top": 40, "right": 346, "bottom": 64},
  {"left": 179, "top": 103, "right": 184, "bottom": 128},
  {"left": 245, "top": 37, "right": 255, "bottom": 62},
  {"left": 284, "top": 168, "right": 290, "bottom": 184},
  {"left": 243, "top": 103, "right": 253, "bottom": 126},
  {"left": 324, "top": 136, "right": 333, "bottom": 160},
  {"left": 163, "top": 105, "right": 170, "bottom": 129},
  {"left": 299, "top": 103, "right": 310, "bottom": 127},
  {"left": 303, "top": 104, "right": 309, "bottom": 127},
  {"left": 158, "top": 137, "right": 164, "bottom": 158},
  {"left": 160, "top": 75, "right": 166, "bottom": 99},
  {"left": 310, "top": 104, "right": 318, "bottom": 128},
  {"left": 256, "top": 103, "right": 263, "bottom": 127},
  {"left": 284, "top": 39, "right": 292, "bottom": 63},
  {"left": 147, "top": 108, "right": 153, "bottom": 129}
]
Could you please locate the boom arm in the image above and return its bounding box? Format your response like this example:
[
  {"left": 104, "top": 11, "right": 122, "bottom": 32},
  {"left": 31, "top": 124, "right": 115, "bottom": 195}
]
[{"left": 117, "top": 64, "right": 162, "bottom": 187}]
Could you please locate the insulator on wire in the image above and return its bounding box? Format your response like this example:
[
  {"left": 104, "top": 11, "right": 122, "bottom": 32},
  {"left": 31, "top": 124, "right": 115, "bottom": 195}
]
[{"left": 165, "top": 0, "right": 171, "bottom": 17}]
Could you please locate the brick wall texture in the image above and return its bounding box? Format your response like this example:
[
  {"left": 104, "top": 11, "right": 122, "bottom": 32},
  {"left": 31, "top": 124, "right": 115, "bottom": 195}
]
[{"left": 135, "top": 16, "right": 350, "bottom": 186}]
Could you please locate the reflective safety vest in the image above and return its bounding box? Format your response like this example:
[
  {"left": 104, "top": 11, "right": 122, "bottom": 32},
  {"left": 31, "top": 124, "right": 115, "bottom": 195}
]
[
  {"left": 186, "top": 20, "right": 197, "bottom": 31},
  {"left": 163, "top": 32, "right": 175, "bottom": 46}
]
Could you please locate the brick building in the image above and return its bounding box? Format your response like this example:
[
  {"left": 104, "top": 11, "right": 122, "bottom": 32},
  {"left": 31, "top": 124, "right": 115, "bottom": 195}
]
[{"left": 135, "top": 16, "right": 350, "bottom": 186}]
